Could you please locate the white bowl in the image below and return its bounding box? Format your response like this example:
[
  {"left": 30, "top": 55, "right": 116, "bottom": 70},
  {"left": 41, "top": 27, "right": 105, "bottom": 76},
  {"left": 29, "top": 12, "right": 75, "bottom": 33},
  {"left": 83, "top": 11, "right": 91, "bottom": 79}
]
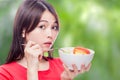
[{"left": 58, "top": 47, "right": 95, "bottom": 70}]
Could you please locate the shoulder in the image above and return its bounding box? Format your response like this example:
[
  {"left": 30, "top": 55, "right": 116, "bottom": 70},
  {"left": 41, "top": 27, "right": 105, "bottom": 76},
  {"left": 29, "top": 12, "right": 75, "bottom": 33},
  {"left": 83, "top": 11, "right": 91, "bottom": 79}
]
[
  {"left": 1, "top": 62, "right": 27, "bottom": 80},
  {"left": 0, "top": 63, "right": 15, "bottom": 80},
  {"left": 0, "top": 62, "right": 17, "bottom": 71},
  {"left": 0, "top": 63, "right": 13, "bottom": 74}
]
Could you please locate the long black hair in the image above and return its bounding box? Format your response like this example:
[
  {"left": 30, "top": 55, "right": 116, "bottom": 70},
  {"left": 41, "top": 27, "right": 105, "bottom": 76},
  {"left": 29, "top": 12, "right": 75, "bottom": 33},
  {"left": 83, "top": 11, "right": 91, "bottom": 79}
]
[{"left": 6, "top": 0, "right": 59, "bottom": 63}]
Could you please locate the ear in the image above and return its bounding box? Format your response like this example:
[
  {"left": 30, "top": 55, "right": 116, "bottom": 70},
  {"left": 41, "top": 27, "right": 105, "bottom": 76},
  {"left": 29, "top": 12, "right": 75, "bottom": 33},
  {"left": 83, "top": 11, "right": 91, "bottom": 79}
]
[{"left": 22, "top": 30, "right": 25, "bottom": 38}]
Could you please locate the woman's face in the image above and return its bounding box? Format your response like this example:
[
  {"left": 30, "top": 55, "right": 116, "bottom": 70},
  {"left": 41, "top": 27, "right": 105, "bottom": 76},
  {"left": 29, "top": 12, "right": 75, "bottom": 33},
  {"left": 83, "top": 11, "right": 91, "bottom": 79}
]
[{"left": 25, "top": 10, "right": 59, "bottom": 52}]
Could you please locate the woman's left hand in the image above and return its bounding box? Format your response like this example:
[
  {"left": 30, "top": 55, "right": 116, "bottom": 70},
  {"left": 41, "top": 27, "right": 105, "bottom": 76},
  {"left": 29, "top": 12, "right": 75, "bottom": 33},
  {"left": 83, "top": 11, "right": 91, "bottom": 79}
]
[{"left": 61, "top": 63, "right": 91, "bottom": 80}]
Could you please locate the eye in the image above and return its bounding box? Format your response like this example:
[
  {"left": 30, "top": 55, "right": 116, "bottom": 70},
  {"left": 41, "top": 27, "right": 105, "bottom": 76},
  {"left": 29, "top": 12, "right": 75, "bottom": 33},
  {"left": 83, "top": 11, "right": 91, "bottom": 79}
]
[
  {"left": 39, "top": 25, "right": 46, "bottom": 30},
  {"left": 52, "top": 26, "right": 59, "bottom": 31}
]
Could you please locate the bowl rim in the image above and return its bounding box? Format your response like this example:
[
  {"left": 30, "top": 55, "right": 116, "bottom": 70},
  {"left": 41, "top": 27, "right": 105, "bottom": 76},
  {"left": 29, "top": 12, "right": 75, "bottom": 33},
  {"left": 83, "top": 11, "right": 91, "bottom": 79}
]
[{"left": 59, "top": 47, "right": 95, "bottom": 56}]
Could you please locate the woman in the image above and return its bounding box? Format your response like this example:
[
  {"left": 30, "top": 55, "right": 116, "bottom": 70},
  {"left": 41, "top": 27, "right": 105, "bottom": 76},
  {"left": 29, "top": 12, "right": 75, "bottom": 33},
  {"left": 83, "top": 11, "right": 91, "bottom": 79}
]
[{"left": 0, "top": 0, "right": 91, "bottom": 80}]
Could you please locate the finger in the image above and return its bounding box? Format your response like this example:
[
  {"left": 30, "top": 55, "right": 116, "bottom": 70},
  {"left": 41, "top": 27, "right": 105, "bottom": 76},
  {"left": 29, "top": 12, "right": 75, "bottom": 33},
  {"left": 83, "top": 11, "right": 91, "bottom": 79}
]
[
  {"left": 24, "top": 41, "right": 36, "bottom": 53},
  {"left": 31, "top": 44, "right": 43, "bottom": 59},
  {"left": 63, "top": 64, "right": 70, "bottom": 73},
  {"left": 61, "top": 71, "right": 68, "bottom": 80},
  {"left": 72, "top": 64, "right": 80, "bottom": 76},
  {"left": 63, "top": 64, "right": 77, "bottom": 80},
  {"left": 24, "top": 41, "right": 34, "bottom": 53},
  {"left": 26, "top": 40, "right": 36, "bottom": 48},
  {"left": 31, "top": 44, "right": 40, "bottom": 49},
  {"left": 85, "top": 63, "right": 91, "bottom": 72},
  {"left": 81, "top": 64, "right": 85, "bottom": 69},
  {"left": 79, "top": 64, "right": 85, "bottom": 74},
  {"left": 38, "top": 54, "right": 43, "bottom": 60},
  {"left": 63, "top": 64, "right": 73, "bottom": 76},
  {"left": 72, "top": 64, "right": 78, "bottom": 73},
  {"left": 63, "top": 64, "right": 75, "bottom": 79}
]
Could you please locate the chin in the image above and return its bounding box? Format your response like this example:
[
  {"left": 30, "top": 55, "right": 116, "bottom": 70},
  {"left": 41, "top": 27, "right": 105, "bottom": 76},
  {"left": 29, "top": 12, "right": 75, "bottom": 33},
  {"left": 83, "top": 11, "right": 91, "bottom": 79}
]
[
  {"left": 43, "top": 45, "right": 53, "bottom": 52},
  {"left": 43, "top": 47, "right": 51, "bottom": 52}
]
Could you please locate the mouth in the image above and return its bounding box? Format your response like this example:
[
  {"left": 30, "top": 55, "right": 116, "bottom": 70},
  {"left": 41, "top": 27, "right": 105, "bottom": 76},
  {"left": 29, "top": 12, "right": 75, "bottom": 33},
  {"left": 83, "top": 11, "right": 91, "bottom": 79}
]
[{"left": 43, "top": 42, "right": 52, "bottom": 47}]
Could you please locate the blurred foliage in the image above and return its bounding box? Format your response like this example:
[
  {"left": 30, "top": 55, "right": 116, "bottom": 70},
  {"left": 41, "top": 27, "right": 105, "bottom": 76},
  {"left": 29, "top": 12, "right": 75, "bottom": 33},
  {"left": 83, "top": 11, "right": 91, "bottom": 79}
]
[{"left": 0, "top": 0, "right": 120, "bottom": 80}]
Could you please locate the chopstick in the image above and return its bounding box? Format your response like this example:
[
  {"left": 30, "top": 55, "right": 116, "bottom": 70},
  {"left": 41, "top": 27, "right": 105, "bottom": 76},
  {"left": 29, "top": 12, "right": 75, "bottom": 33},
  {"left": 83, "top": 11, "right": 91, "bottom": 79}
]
[{"left": 21, "top": 44, "right": 58, "bottom": 51}]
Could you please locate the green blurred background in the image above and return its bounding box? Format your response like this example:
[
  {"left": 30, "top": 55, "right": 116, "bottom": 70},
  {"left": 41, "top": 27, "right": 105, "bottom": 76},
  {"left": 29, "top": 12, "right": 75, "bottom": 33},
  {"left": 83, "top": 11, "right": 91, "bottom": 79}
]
[{"left": 0, "top": 0, "right": 120, "bottom": 80}]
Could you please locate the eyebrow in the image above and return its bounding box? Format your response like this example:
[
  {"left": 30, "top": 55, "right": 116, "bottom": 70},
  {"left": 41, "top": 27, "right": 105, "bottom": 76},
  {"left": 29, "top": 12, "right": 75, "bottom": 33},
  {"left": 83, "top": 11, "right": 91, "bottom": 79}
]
[
  {"left": 40, "top": 20, "right": 58, "bottom": 23},
  {"left": 40, "top": 20, "right": 48, "bottom": 22}
]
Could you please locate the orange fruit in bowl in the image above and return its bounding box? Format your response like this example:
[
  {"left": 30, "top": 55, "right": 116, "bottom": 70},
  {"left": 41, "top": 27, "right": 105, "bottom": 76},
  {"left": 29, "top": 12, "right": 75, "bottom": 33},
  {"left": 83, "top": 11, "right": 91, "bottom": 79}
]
[{"left": 73, "top": 47, "right": 90, "bottom": 54}]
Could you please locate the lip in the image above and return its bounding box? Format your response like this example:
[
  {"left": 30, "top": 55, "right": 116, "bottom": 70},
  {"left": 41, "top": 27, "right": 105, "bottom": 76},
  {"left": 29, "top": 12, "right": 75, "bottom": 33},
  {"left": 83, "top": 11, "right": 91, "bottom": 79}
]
[{"left": 43, "top": 42, "right": 52, "bottom": 47}]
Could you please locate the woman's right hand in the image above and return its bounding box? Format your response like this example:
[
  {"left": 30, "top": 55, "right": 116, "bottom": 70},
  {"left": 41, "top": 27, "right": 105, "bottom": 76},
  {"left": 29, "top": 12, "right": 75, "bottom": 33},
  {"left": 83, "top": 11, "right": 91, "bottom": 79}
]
[
  {"left": 24, "top": 40, "right": 43, "bottom": 70},
  {"left": 24, "top": 40, "right": 43, "bottom": 80}
]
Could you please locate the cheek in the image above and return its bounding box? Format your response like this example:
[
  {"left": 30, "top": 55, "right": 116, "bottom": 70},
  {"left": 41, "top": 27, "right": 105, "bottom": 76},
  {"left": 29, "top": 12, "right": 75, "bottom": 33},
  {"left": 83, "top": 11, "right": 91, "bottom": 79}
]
[
  {"left": 53, "top": 31, "right": 59, "bottom": 40},
  {"left": 26, "top": 31, "right": 44, "bottom": 44}
]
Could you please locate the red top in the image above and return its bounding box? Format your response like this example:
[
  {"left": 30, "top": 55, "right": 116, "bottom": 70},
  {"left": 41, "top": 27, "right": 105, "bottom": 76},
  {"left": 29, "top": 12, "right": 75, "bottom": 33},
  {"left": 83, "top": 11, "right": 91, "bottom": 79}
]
[{"left": 0, "top": 58, "right": 64, "bottom": 80}]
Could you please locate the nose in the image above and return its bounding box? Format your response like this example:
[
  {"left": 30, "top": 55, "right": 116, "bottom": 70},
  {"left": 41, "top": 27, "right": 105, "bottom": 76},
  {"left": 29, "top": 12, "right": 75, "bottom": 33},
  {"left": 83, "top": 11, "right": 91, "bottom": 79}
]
[{"left": 46, "top": 28, "right": 52, "bottom": 39}]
